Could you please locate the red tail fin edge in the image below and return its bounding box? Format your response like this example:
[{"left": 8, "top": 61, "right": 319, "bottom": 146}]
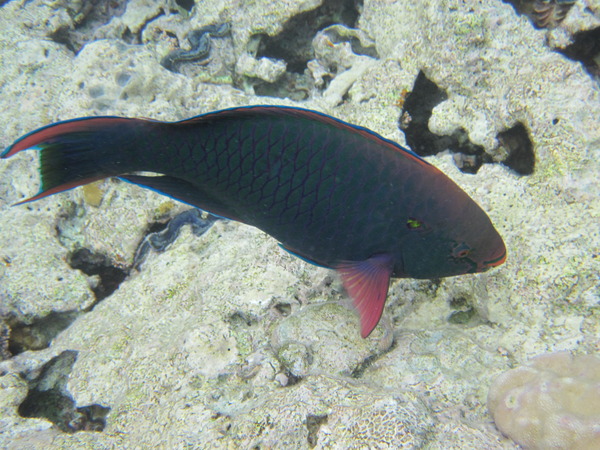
[{"left": 2, "top": 117, "right": 133, "bottom": 158}]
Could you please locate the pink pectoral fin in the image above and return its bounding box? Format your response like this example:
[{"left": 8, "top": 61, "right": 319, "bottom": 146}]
[{"left": 336, "top": 254, "right": 394, "bottom": 338}]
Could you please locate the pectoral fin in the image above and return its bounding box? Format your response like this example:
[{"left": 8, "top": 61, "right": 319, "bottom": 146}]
[{"left": 336, "top": 254, "right": 394, "bottom": 338}]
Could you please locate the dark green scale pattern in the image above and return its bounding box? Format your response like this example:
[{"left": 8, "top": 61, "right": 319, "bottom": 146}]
[
  {"left": 134, "top": 110, "right": 430, "bottom": 268},
  {"left": 3, "top": 106, "right": 504, "bottom": 280}
]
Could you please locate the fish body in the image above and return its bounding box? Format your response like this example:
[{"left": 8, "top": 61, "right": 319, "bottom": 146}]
[{"left": 2, "top": 106, "right": 506, "bottom": 337}]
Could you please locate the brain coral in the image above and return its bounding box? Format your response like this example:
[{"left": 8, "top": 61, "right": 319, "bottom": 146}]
[{"left": 488, "top": 351, "right": 600, "bottom": 449}]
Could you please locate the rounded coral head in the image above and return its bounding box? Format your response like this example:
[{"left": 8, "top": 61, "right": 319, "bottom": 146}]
[{"left": 488, "top": 351, "right": 600, "bottom": 449}]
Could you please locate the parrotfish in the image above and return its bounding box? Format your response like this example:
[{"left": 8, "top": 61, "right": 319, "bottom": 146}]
[{"left": 1, "top": 106, "right": 506, "bottom": 337}]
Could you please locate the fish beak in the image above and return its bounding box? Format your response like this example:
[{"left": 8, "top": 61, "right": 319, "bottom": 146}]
[{"left": 482, "top": 247, "right": 507, "bottom": 271}]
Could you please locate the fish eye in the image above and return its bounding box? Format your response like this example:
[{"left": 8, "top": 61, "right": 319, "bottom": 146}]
[
  {"left": 406, "top": 217, "right": 424, "bottom": 230},
  {"left": 452, "top": 243, "right": 471, "bottom": 258}
]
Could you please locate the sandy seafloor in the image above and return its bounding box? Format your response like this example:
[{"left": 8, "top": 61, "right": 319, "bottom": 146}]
[{"left": 0, "top": 0, "right": 599, "bottom": 448}]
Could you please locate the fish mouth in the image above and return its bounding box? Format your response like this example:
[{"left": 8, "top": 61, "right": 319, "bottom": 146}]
[{"left": 481, "top": 247, "right": 507, "bottom": 271}]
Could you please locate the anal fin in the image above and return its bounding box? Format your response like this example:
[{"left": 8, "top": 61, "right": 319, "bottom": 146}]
[
  {"left": 119, "top": 174, "right": 241, "bottom": 222},
  {"left": 278, "top": 243, "right": 330, "bottom": 269}
]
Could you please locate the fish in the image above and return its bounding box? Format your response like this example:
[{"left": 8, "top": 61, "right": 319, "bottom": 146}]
[{"left": 1, "top": 106, "right": 506, "bottom": 337}]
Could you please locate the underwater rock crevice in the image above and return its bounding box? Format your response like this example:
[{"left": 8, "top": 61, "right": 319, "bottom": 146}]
[
  {"left": 6, "top": 311, "right": 81, "bottom": 356},
  {"left": 174, "top": 0, "right": 195, "bottom": 13},
  {"left": 400, "top": 71, "right": 488, "bottom": 173},
  {"left": 350, "top": 337, "right": 396, "bottom": 379},
  {"left": 128, "top": 10, "right": 167, "bottom": 45},
  {"left": 68, "top": 248, "right": 129, "bottom": 304},
  {"left": 497, "top": 123, "right": 535, "bottom": 175},
  {"left": 556, "top": 26, "right": 600, "bottom": 84},
  {"left": 248, "top": 0, "right": 364, "bottom": 99},
  {"left": 256, "top": 0, "right": 362, "bottom": 74},
  {"left": 400, "top": 71, "right": 535, "bottom": 175},
  {"left": 447, "top": 296, "right": 478, "bottom": 325},
  {"left": 0, "top": 209, "right": 218, "bottom": 357},
  {"left": 18, "top": 350, "right": 110, "bottom": 433},
  {"left": 306, "top": 414, "right": 329, "bottom": 448}
]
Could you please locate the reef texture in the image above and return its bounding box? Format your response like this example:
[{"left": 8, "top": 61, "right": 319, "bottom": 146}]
[
  {"left": 488, "top": 351, "right": 600, "bottom": 449},
  {"left": 0, "top": 0, "right": 598, "bottom": 448}
]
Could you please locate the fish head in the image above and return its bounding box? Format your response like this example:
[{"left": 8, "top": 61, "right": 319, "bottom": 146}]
[{"left": 397, "top": 181, "right": 506, "bottom": 279}]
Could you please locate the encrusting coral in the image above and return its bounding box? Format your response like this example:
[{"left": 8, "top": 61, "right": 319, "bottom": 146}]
[{"left": 488, "top": 351, "right": 600, "bottom": 449}]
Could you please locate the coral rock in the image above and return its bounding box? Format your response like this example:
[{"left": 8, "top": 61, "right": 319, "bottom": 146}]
[{"left": 488, "top": 351, "right": 600, "bottom": 449}]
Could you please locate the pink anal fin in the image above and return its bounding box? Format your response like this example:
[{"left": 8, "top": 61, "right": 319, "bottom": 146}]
[{"left": 336, "top": 254, "right": 394, "bottom": 338}]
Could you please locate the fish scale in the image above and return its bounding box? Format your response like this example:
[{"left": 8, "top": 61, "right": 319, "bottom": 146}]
[{"left": 1, "top": 105, "right": 506, "bottom": 338}]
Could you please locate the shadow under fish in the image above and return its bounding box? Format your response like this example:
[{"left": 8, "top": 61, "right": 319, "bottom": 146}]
[{"left": 1, "top": 106, "right": 506, "bottom": 338}]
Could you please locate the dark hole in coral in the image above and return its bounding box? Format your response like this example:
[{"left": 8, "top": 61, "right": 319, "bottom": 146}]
[
  {"left": 285, "top": 371, "right": 303, "bottom": 386},
  {"left": 0, "top": 0, "right": 12, "bottom": 6},
  {"left": 121, "top": 27, "right": 134, "bottom": 44},
  {"left": 146, "top": 220, "right": 169, "bottom": 235},
  {"left": 0, "top": 322, "right": 9, "bottom": 361},
  {"left": 49, "top": 27, "right": 77, "bottom": 53},
  {"left": 257, "top": 0, "right": 362, "bottom": 73},
  {"left": 274, "top": 302, "right": 292, "bottom": 316},
  {"left": 448, "top": 307, "right": 476, "bottom": 324},
  {"left": 400, "top": 71, "right": 448, "bottom": 156},
  {"left": 68, "top": 248, "right": 128, "bottom": 302},
  {"left": 7, "top": 311, "right": 81, "bottom": 355},
  {"left": 228, "top": 311, "right": 259, "bottom": 327},
  {"left": 502, "top": 0, "right": 575, "bottom": 29},
  {"left": 18, "top": 351, "right": 110, "bottom": 433},
  {"left": 175, "top": 0, "right": 195, "bottom": 12},
  {"left": 350, "top": 352, "right": 380, "bottom": 378},
  {"left": 449, "top": 296, "right": 469, "bottom": 309},
  {"left": 351, "top": 338, "right": 396, "bottom": 379},
  {"left": 498, "top": 123, "right": 535, "bottom": 175},
  {"left": 400, "top": 71, "right": 490, "bottom": 173},
  {"left": 557, "top": 27, "right": 600, "bottom": 82},
  {"left": 306, "top": 414, "right": 328, "bottom": 448},
  {"left": 401, "top": 71, "right": 536, "bottom": 175}
]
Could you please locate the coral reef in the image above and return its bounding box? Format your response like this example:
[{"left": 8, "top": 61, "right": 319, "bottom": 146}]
[
  {"left": 504, "top": 0, "right": 577, "bottom": 29},
  {"left": 488, "top": 351, "right": 600, "bottom": 449},
  {"left": 0, "top": 0, "right": 598, "bottom": 448}
]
